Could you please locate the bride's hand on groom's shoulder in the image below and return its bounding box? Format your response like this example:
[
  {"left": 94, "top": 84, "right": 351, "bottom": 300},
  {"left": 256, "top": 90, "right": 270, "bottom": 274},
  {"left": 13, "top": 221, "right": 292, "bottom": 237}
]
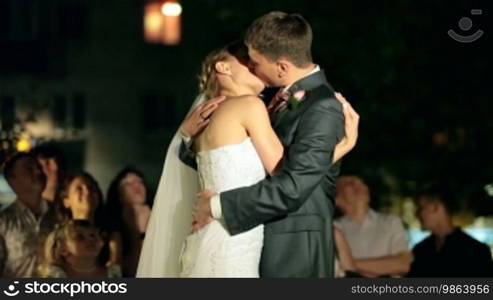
[
  {"left": 180, "top": 96, "right": 226, "bottom": 138},
  {"left": 336, "top": 92, "right": 360, "bottom": 148},
  {"left": 191, "top": 190, "right": 216, "bottom": 233},
  {"left": 331, "top": 92, "right": 360, "bottom": 163}
]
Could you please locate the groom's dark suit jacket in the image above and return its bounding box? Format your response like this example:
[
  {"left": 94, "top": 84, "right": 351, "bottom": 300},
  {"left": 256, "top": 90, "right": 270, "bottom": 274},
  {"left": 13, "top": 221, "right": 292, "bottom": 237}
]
[{"left": 180, "top": 70, "right": 344, "bottom": 277}]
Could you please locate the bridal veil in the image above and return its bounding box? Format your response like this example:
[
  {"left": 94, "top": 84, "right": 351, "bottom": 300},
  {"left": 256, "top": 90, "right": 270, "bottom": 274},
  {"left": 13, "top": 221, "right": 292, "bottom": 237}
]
[{"left": 136, "top": 94, "right": 205, "bottom": 277}]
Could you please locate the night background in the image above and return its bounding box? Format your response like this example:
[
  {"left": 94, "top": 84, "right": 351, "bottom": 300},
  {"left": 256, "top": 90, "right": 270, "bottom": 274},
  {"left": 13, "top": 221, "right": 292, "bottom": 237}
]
[{"left": 1, "top": 0, "right": 492, "bottom": 249}]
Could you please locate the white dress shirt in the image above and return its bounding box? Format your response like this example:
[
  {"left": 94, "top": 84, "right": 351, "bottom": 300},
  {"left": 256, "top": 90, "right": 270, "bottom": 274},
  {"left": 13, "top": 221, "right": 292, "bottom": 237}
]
[{"left": 334, "top": 209, "right": 410, "bottom": 259}]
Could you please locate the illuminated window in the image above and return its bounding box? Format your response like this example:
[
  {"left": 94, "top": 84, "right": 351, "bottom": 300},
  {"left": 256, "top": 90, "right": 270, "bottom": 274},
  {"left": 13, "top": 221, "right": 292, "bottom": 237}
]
[{"left": 144, "top": 1, "right": 182, "bottom": 45}]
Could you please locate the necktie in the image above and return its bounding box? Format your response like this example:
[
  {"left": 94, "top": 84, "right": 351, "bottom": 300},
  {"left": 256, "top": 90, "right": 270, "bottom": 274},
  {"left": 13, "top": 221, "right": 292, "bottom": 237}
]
[{"left": 267, "top": 89, "right": 290, "bottom": 116}]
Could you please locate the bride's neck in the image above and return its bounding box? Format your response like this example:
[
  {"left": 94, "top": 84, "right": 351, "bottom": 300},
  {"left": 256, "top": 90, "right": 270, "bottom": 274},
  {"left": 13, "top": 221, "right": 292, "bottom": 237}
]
[{"left": 217, "top": 83, "right": 256, "bottom": 98}]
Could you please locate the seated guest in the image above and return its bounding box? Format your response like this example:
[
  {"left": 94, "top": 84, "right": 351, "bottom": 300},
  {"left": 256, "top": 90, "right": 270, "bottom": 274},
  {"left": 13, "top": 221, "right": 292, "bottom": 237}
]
[
  {"left": 39, "top": 220, "right": 121, "bottom": 278},
  {"left": 55, "top": 172, "right": 122, "bottom": 267},
  {"left": 408, "top": 184, "right": 493, "bottom": 277},
  {"left": 334, "top": 175, "right": 412, "bottom": 277},
  {"left": 0, "top": 152, "right": 56, "bottom": 277},
  {"left": 105, "top": 167, "right": 151, "bottom": 277}
]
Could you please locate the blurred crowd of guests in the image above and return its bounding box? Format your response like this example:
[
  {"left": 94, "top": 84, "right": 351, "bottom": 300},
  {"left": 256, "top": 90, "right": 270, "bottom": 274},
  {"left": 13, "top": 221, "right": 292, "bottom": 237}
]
[
  {"left": 0, "top": 146, "right": 492, "bottom": 278},
  {"left": 334, "top": 176, "right": 493, "bottom": 278},
  {"left": 0, "top": 145, "right": 151, "bottom": 278}
]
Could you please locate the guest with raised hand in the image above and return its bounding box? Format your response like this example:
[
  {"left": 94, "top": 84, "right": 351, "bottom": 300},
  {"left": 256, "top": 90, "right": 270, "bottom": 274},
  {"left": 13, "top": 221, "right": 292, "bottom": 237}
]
[{"left": 31, "top": 144, "right": 67, "bottom": 203}]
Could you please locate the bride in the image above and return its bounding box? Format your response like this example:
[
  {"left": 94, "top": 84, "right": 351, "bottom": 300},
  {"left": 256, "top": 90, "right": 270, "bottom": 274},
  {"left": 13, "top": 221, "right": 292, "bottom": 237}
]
[{"left": 136, "top": 42, "right": 359, "bottom": 277}]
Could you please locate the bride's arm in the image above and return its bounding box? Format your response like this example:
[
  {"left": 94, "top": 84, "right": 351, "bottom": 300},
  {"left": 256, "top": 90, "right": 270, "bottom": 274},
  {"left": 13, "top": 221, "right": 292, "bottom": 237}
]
[
  {"left": 241, "top": 93, "right": 359, "bottom": 175},
  {"left": 240, "top": 97, "right": 284, "bottom": 176},
  {"left": 332, "top": 92, "right": 360, "bottom": 163},
  {"left": 178, "top": 95, "right": 227, "bottom": 169}
]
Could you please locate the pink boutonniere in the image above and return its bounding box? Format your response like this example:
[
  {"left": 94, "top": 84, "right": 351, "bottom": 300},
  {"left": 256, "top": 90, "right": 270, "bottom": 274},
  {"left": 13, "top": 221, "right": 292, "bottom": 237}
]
[{"left": 288, "top": 90, "right": 306, "bottom": 109}]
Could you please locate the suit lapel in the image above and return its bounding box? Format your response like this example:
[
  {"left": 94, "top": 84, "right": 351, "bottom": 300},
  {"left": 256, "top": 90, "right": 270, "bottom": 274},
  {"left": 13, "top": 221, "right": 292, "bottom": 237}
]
[
  {"left": 272, "top": 70, "right": 332, "bottom": 129},
  {"left": 288, "top": 69, "right": 331, "bottom": 95}
]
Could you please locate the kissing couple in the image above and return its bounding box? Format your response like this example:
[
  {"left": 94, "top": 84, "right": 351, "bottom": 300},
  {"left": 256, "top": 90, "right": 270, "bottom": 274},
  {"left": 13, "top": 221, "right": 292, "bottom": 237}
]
[{"left": 138, "top": 11, "right": 360, "bottom": 278}]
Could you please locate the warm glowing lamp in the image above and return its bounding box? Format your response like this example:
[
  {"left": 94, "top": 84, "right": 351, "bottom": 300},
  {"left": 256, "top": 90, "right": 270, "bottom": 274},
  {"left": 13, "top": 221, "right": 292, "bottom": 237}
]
[
  {"left": 161, "top": 2, "right": 182, "bottom": 16},
  {"left": 16, "top": 138, "right": 31, "bottom": 152},
  {"left": 161, "top": 1, "right": 181, "bottom": 45}
]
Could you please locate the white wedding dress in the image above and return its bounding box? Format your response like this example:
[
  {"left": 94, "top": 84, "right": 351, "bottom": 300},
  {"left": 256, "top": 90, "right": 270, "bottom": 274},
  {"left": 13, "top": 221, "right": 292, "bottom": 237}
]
[{"left": 180, "top": 137, "right": 266, "bottom": 277}]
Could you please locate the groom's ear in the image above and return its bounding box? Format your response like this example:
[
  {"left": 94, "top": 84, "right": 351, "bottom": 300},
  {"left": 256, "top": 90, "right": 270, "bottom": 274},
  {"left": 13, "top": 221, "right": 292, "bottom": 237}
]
[
  {"left": 276, "top": 59, "right": 290, "bottom": 78},
  {"left": 215, "top": 62, "right": 232, "bottom": 75}
]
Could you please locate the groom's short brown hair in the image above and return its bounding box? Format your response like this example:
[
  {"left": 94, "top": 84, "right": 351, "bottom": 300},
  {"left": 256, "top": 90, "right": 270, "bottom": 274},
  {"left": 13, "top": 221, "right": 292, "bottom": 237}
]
[{"left": 244, "top": 11, "right": 313, "bottom": 68}]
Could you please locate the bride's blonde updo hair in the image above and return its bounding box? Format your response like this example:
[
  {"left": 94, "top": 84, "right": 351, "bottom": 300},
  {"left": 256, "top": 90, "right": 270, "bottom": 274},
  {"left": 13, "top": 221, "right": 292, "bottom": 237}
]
[{"left": 198, "top": 41, "right": 249, "bottom": 99}]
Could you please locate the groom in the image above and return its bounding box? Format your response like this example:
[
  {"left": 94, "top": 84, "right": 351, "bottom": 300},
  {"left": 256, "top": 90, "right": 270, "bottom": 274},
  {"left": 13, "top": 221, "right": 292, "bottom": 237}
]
[{"left": 181, "top": 11, "right": 345, "bottom": 277}]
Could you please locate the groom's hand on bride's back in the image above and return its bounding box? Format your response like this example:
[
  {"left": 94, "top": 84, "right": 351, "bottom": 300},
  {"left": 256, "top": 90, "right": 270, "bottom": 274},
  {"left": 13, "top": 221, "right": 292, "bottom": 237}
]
[
  {"left": 191, "top": 190, "right": 216, "bottom": 233},
  {"left": 180, "top": 96, "right": 227, "bottom": 138}
]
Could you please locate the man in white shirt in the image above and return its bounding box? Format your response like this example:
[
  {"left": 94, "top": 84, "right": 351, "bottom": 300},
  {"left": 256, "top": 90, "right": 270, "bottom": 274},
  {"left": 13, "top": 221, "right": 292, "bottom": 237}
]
[{"left": 334, "top": 175, "right": 412, "bottom": 277}]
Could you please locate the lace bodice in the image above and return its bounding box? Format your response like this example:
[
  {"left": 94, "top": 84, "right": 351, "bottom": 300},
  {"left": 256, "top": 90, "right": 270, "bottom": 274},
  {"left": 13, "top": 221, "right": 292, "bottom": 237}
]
[{"left": 196, "top": 137, "right": 266, "bottom": 193}]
